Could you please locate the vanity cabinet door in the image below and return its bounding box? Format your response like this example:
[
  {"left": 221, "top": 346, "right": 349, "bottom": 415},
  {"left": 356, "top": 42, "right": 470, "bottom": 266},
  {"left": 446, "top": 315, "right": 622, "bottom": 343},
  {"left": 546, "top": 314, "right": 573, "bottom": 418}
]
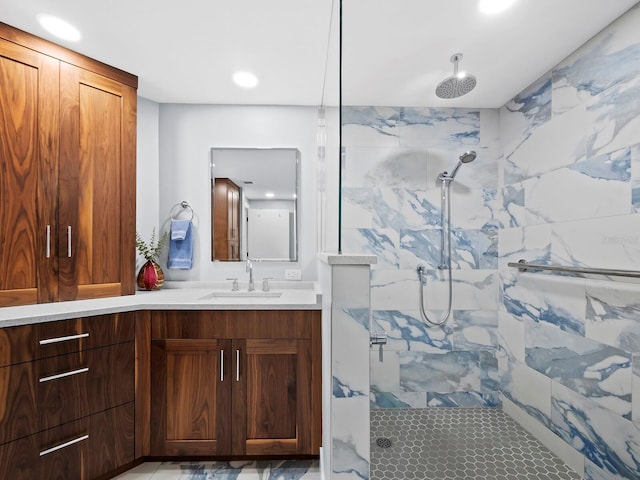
[
  {"left": 57, "top": 62, "right": 137, "bottom": 302},
  {"left": 232, "top": 337, "right": 312, "bottom": 455},
  {"left": 0, "top": 37, "right": 59, "bottom": 307},
  {"left": 150, "top": 339, "right": 232, "bottom": 456}
]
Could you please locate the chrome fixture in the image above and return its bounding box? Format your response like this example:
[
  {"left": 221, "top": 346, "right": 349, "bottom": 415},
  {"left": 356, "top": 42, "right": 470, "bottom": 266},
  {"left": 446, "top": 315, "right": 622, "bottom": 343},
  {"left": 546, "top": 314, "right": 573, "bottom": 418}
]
[
  {"left": 508, "top": 259, "right": 640, "bottom": 279},
  {"left": 226, "top": 277, "right": 239, "bottom": 291},
  {"left": 370, "top": 331, "right": 388, "bottom": 362},
  {"left": 435, "top": 53, "right": 477, "bottom": 99},
  {"left": 418, "top": 151, "right": 477, "bottom": 326},
  {"left": 246, "top": 259, "right": 254, "bottom": 291}
]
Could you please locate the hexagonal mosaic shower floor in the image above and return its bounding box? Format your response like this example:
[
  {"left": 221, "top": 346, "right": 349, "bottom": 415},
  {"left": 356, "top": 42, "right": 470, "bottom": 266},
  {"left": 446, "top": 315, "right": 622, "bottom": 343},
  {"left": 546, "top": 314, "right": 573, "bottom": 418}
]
[{"left": 371, "top": 408, "right": 581, "bottom": 480}]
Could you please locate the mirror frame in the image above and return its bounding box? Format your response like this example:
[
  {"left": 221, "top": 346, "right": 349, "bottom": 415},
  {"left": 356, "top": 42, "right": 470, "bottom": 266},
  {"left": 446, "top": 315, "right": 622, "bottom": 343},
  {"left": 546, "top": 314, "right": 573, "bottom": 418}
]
[{"left": 210, "top": 147, "right": 300, "bottom": 262}]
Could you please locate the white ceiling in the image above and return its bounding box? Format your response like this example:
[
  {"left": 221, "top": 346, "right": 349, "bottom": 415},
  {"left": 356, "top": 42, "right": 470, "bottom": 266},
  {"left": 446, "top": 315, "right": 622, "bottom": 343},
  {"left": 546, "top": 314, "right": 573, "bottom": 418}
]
[{"left": 0, "top": 0, "right": 638, "bottom": 108}]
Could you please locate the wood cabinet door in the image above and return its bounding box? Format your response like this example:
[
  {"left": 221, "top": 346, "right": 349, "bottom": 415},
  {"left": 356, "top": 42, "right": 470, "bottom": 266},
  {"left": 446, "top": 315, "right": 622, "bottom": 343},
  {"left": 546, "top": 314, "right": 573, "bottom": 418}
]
[
  {"left": 58, "top": 63, "right": 136, "bottom": 301},
  {"left": 232, "top": 338, "right": 312, "bottom": 455},
  {"left": 0, "top": 38, "right": 59, "bottom": 306},
  {"left": 150, "top": 339, "right": 232, "bottom": 456}
]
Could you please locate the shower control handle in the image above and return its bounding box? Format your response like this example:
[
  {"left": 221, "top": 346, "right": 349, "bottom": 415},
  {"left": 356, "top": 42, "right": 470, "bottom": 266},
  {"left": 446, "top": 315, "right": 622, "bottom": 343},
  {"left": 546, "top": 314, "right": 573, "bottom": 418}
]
[{"left": 370, "top": 331, "right": 388, "bottom": 362}]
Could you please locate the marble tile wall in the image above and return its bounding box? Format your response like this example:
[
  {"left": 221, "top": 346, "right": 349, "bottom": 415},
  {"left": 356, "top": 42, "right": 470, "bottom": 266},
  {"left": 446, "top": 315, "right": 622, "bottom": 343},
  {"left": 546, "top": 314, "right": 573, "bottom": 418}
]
[
  {"left": 499, "top": 4, "right": 640, "bottom": 479},
  {"left": 341, "top": 106, "right": 502, "bottom": 409}
]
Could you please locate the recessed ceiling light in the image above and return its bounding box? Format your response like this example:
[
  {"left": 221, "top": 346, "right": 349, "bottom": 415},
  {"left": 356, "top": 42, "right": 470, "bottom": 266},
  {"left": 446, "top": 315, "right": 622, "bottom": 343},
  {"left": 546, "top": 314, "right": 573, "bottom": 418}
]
[
  {"left": 232, "top": 71, "right": 259, "bottom": 88},
  {"left": 265, "top": 192, "right": 275, "bottom": 198},
  {"left": 479, "top": 0, "right": 517, "bottom": 14},
  {"left": 37, "top": 14, "right": 81, "bottom": 41}
]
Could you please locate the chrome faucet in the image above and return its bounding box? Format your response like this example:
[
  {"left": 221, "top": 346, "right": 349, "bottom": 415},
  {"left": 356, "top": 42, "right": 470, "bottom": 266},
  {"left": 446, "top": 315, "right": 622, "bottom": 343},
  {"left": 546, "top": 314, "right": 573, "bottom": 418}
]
[{"left": 246, "top": 259, "right": 254, "bottom": 291}]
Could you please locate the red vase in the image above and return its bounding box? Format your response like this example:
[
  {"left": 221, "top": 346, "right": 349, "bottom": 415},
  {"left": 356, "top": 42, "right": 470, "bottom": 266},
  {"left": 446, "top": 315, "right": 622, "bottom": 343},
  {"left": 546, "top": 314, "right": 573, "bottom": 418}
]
[{"left": 137, "top": 260, "right": 164, "bottom": 291}]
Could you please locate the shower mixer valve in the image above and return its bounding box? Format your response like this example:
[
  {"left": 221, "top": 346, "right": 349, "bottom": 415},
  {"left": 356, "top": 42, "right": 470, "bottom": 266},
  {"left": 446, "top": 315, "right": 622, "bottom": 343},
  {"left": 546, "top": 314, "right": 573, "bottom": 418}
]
[{"left": 370, "top": 331, "right": 388, "bottom": 362}]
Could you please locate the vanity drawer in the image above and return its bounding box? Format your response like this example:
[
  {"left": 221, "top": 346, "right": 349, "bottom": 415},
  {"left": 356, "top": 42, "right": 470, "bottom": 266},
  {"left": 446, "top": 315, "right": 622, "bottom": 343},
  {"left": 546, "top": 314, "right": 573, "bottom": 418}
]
[
  {"left": 0, "top": 431, "right": 38, "bottom": 480},
  {"left": 38, "top": 402, "right": 135, "bottom": 480},
  {"left": 37, "top": 312, "right": 135, "bottom": 358},
  {"left": 38, "top": 341, "right": 134, "bottom": 430}
]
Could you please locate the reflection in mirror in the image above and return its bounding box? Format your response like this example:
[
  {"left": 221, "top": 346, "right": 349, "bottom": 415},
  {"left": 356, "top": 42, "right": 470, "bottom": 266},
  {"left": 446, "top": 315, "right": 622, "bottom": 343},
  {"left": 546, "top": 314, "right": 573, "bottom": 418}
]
[{"left": 210, "top": 148, "right": 299, "bottom": 262}]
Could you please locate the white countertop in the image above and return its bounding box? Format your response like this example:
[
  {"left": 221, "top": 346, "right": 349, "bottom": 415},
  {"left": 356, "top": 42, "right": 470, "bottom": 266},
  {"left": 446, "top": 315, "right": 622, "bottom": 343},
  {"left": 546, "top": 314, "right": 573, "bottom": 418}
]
[{"left": 0, "top": 281, "right": 321, "bottom": 328}]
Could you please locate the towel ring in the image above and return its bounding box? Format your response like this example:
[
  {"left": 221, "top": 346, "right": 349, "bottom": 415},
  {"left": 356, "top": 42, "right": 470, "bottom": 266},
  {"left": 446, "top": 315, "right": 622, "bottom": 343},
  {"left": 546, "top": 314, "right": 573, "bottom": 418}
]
[{"left": 170, "top": 201, "right": 194, "bottom": 221}]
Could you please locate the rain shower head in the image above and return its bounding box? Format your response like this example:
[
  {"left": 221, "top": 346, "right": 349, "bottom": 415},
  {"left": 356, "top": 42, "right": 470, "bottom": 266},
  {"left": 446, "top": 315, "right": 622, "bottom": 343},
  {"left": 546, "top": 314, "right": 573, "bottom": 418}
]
[
  {"left": 435, "top": 53, "right": 477, "bottom": 99},
  {"left": 449, "top": 150, "right": 477, "bottom": 179}
]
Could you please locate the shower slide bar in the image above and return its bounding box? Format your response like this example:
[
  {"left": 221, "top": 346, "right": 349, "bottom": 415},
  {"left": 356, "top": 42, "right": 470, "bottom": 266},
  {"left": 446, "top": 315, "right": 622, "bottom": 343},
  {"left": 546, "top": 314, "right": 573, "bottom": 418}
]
[{"left": 508, "top": 259, "right": 640, "bottom": 279}]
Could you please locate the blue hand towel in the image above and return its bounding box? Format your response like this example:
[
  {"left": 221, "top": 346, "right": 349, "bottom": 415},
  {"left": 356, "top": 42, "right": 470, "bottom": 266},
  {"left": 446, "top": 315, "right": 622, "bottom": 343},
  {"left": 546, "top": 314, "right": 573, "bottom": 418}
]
[
  {"left": 171, "top": 219, "right": 190, "bottom": 240},
  {"left": 168, "top": 220, "right": 193, "bottom": 269}
]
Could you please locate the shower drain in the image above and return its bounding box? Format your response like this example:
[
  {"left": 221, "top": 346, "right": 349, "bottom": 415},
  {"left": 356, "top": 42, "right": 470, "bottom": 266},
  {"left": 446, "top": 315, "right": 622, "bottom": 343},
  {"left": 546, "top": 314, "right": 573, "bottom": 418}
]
[{"left": 375, "top": 437, "right": 392, "bottom": 448}]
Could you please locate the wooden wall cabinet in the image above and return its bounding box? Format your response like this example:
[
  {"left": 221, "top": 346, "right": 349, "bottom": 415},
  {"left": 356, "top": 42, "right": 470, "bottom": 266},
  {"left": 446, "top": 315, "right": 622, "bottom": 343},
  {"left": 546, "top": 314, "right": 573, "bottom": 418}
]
[
  {"left": 213, "top": 178, "right": 241, "bottom": 261},
  {"left": 150, "top": 310, "right": 321, "bottom": 457},
  {"left": 0, "top": 312, "right": 135, "bottom": 479},
  {"left": 0, "top": 22, "right": 137, "bottom": 307}
]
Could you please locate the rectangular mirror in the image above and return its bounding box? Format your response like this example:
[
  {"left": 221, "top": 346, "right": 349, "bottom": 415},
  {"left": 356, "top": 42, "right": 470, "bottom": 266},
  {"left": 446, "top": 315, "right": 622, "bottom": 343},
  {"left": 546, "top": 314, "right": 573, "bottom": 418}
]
[{"left": 210, "top": 147, "right": 299, "bottom": 262}]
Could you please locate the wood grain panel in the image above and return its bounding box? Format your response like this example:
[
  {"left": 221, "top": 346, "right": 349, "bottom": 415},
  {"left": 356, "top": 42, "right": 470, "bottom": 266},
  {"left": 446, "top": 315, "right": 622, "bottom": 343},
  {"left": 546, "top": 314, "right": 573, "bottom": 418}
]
[
  {"left": 135, "top": 310, "right": 151, "bottom": 458},
  {"left": 311, "top": 311, "right": 322, "bottom": 453},
  {"left": 86, "top": 403, "right": 135, "bottom": 478},
  {"left": 0, "top": 323, "right": 36, "bottom": 366},
  {"left": 58, "top": 63, "right": 136, "bottom": 302},
  {"left": 0, "top": 38, "right": 59, "bottom": 306},
  {"left": 150, "top": 339, "right": 232, "bottom": 456},
  {"left": 0, "top": 22, "right": 138, "bottom": 89},
  {"left": 0, "top": 432, "right": 37, "bottom": 480},
  {"left": 39, "top": 415, "right": 89, "bottom": 480},
  {"left": 38, "top": 312, "right": 135, "bottom": 358},
  {"left": 38, "top": 342, "right": 135, "bottom": 430},
  {"left": 0, "top": 362, "right": 37, "bottom": 444}
]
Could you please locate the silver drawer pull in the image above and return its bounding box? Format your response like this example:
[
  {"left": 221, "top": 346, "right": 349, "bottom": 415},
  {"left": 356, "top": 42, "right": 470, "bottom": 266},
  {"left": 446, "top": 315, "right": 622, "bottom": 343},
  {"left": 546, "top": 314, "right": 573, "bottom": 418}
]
[
  {"left": 236, "top": 349, "right": 240, "bottom": 382},
  {"left": 220, "top": 350, "right": 224, "bottom": 382},
  {"left": 40, "top": 434, "right": 89, "bottom": 456},
  {"left": 46, "top": 225, "right": 51, "bottom": 258},
  {"left": 67, "top": 225, "right": 72, "bottom": 257},
  {"left": 39, "top": 333, "right": 89, "bottom": 345},
  {"left": 39, "top": 367, "right": 89, "bottom": 383}
]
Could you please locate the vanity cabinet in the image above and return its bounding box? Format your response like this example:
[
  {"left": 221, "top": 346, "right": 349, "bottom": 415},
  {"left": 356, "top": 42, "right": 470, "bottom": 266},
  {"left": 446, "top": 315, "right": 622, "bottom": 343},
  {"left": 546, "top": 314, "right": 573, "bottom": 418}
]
[
  {"left": 0, "top": 22, "right": 137, "bottom": 307},
  {"left": 213, "top": 178, "right": 241, "bottom": 261},
  {"left": 0, "top": 312, "right": 135, "bottom": 479},
  {"left": 150, "top": 310, "right": 321, "bottom": 457}
]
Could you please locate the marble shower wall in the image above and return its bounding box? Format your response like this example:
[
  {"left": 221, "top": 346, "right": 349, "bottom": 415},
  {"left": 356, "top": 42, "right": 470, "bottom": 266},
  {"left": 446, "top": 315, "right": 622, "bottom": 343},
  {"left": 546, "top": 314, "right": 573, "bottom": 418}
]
[
  {"left": 341, "top": 106, "right": 502, "bottom": 409},
  {"left": 499, "top": 4, "right": 640, "bottom": 479}
]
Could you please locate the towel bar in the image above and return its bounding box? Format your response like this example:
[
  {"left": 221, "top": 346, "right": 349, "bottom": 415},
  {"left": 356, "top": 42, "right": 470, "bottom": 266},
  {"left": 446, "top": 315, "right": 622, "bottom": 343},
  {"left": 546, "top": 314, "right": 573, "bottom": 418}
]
[{"left": 507, "top": 259, "right": 640, "bottom": 278}]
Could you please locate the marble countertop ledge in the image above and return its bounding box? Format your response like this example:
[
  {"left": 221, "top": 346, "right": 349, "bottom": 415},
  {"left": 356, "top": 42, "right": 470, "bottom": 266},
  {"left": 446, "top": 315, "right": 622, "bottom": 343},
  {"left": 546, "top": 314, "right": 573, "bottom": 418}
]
[
  {"left": 317, "top": 252, "right": 377, "bottom": 265},
  {"left": 0, "top": 281, "right": 321, "bottom": 328}
]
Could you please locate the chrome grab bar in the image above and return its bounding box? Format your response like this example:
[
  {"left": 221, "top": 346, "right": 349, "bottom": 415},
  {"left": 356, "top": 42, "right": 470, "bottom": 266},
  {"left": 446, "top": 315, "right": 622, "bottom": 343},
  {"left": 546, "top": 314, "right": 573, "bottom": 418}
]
[{"left": 508, "top": 259, "right": 640, "bottom": 278}]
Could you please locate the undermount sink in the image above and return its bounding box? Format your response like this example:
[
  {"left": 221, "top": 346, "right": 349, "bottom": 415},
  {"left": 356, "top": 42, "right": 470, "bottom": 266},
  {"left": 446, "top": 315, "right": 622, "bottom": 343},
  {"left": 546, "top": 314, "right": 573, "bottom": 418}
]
[{"left": 199, "top": 291, "right": 283, "bottom": 300}]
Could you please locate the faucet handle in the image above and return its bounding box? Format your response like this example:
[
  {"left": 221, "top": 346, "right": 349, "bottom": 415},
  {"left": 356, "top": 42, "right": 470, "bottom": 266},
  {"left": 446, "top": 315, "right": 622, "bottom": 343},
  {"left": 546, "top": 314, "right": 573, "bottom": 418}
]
[
  {"left": 226, "top": 277, "right": 239, "bottom": 291},
  {"left": 262, "top": 277, "right": 274, "bottom": 292}
]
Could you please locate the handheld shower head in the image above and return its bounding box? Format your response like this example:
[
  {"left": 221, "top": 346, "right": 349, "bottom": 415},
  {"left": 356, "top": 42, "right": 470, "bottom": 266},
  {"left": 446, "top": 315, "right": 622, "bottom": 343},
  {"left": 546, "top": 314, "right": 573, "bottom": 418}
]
[
  {"left": 459, "top": 150, "right": 477, "bottom": 164},
  {"left": 448, "top": 150, "right": 477, "bottom": 180}
]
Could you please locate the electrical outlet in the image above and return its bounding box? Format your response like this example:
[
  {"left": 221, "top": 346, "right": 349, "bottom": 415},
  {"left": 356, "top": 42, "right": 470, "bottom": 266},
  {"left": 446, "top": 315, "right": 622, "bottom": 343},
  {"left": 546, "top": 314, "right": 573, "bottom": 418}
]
[{"left": 285, "top": 269, "right": 302, "bottom": 281}]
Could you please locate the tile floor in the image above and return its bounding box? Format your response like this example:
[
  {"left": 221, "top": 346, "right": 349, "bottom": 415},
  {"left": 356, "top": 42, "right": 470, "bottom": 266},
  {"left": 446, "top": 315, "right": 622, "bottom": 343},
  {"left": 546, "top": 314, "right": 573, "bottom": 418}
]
[
  {"left": 113, "top": 459, "right": 320, "bottom": 480},
  {"left": 115, "top": 408, "right": 582, "bottom": 479},
  {"left": 371, "top": 408, "right": 582, "bottom": 480}
]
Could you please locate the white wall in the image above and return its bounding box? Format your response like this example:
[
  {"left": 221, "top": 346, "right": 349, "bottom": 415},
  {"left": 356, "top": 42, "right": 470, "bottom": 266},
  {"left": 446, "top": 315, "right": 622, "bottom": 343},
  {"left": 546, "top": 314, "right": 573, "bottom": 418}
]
[
  {"left": 136, "top": 97, "right": 160, "bottom": 269},
  {"left": 153, "top": 104, "right": 319, "bottom": 282}
]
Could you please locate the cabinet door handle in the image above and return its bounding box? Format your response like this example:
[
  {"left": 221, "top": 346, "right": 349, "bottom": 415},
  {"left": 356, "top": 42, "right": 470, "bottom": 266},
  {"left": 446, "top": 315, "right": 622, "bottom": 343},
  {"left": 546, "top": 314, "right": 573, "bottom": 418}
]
[
  {"left": 236, "top": 349, "right": 240, "bottom": 381},
  {"left": 46, "top": 225, "right": 51, "bottom": 258},
  {"left": 39, "top": 332, "right": 89, "bottom": 345},
  {"left": 220, "top": 349, "right": 224, "bottom": 382},
  {"left": 67, "top": 226, "right": 72, "bottom": 257},
  {"left": 39, "top": 367, "right": 89, "bottom": 383},
  {"left": 40, "top": 434, "right": 89, "bottom": 457}
]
